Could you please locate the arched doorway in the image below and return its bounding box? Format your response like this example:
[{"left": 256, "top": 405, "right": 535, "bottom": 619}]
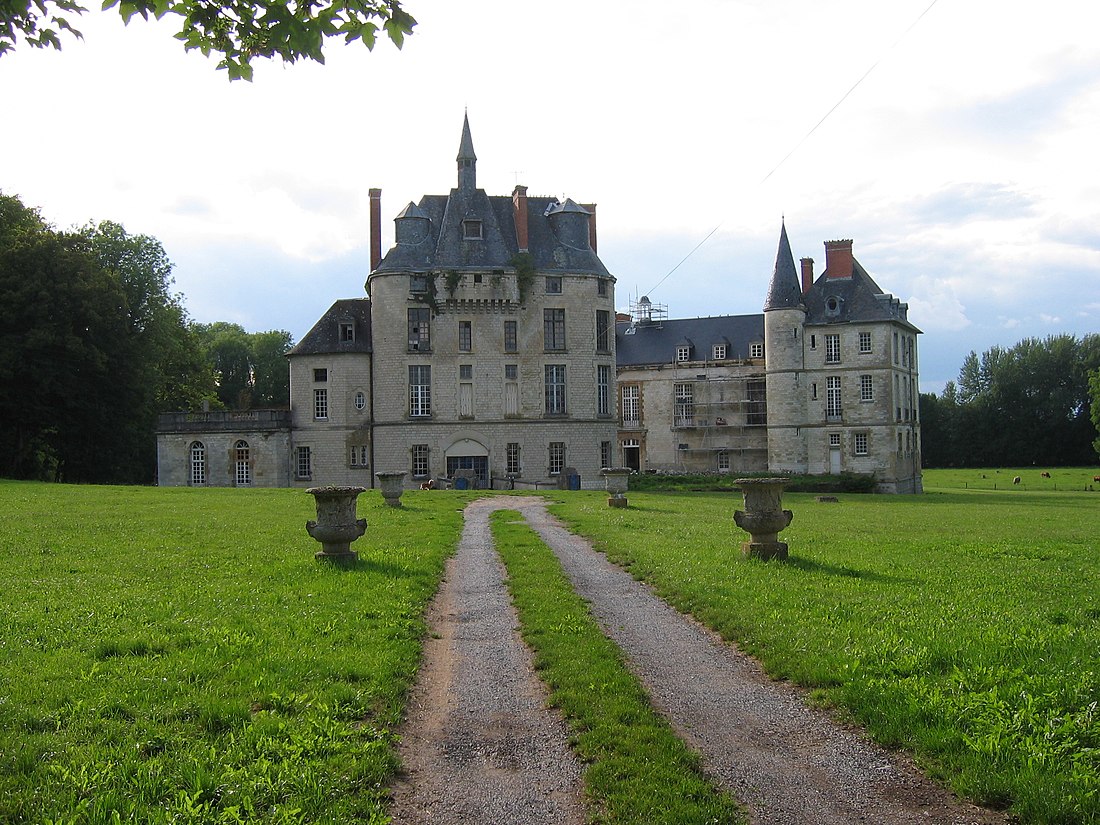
[
  {"left": 445, "top": 437, "right": 489, "bottom": 486},
  {"left": 234, "top": 439, "right": 252, "bottom": 487}
]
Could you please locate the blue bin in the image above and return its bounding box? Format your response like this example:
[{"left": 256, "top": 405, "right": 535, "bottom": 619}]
[
  {"left": 454, "top": 477, "right": 469, "bottom": 490},
  {"left": 568, "top": 474, "right": 581, "bottom": 491}
]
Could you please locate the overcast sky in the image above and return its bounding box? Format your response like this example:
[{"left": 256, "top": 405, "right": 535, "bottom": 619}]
[{"left": 3, "top": 0, "right": 1098, "bottom": 391}]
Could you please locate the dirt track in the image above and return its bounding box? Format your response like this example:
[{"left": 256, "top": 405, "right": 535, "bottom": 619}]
[{"left": 389, "top": 496, "right": 1009, "bottom": 825}]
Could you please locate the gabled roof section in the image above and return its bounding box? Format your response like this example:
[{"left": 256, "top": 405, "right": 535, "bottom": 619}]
[
  {"left": 288, "top": 299, "right": 372, "bottom": 356},
  {"left": 763, "top": 222, "right": 803, "bottom": 311},
  {"left": 803, "top": 259, "right": 921, "bottom": 331},
  {"left": 616, "top": 314, "right": 765, "bottom": 367}
]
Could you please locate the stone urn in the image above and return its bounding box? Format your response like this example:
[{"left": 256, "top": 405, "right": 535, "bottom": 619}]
[
  {"left": 601, "top": 467, "right": 631, "bottom": 508},
  {"left": 305, "top": 486, "right": 367, "bottom": 563},
  {"left": 375, "top": 471, "right": 407, "bottom": 507},
  {"left": 733, "top": 478, "right": 793, "bottom": 560}
]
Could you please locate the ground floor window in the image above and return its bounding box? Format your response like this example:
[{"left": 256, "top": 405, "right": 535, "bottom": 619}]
[
  {"left": 296, "top": 446, "right": 311, "bottom": 480},
  {"left": 717, "top": 450, "right": 730, "bottom": 472},
  {"left": 600, "top": 440, "right": 611, "bottom": 469},
  {"left": 411, "top": 444, "right": 429, "bottom": 477},
  {"left": 189, "top": 441, "right": 206, "bottom": 486},
  {"left": 234, "top": 440, "right": 252, "bottom": 486},
  {"left": 854, "top": 433, "right": 868, "bottom": 455},
  {"left": 548, "top": 442, "right": 565, "bottom": 475},
  {"left": 506, "top": 442, "right": 521, "bottom": 475},
  {"left": 349, "top": 445, "right": 369, "bottom": 467}
]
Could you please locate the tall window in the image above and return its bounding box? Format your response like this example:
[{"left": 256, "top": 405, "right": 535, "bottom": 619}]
[
  {"left": 600, "top": 440, "right": 611, "bottom": 469},
  {"left": 296, "top": 446, "right": 312, "bottom": 479},
  {"left": 621, "top": 384, "right": 640, "bottom": 427},
  {"left": 854, "top": 433, "right": 868, "bottom": 455},
  {"left": 409, "top": 365, "right": 431, "bottom": 416},
  {"left": 458, "top": 320, "right": 472, "bottom": 352},
  {"left": 504, "top": 320, "right": 517, "bottom": 352},
  {"left": 411, "top": 444, "right": 429, "bottom": 477},
  {"left": 826, "top": 376, "right": 842, "bottom": 419},
  {"left": 597, "top": 278, "right": 608, "bottom": 296},
  {"left": 459, "top": 381, "right": 474, "bottom": 418},
  {"left": 544, "top": 309, "right": 566, "bottom": 351},
  {"left": 314, "top": 388, "right": 328, "bottom": 420},
  {"left": 860, "top": 374, "right": 874, "bottom": 402},
  {"left": 746, "top": 380, "right": 767, "bottom": 426},
  {"left": 504, "top": 365, "right": 519, "bottom": 417},
  {"left": 597, "top": 364, "right": 610, "bottom": 416},
  {"left": 408, "top": 308, "right": 431, "bottom": 351},
  {"left": 859, "top": 331, "right": 872, "bottom": 353},
  {"left": 717, "top": 450, "right": 730, "bottom": 472},
  {"left": 674, "top": 383, "right": 694, "bottom": 427},
  {"left": 595, "top": 310, "right": 610, "bottom": 352},
  {"left": 893, "top": 331, "right": 899, "bottom": 364},
  {"left": 234, "top": 440, "right": 252, "bottom": 486},
  {"left": 189, "top": 441, "right": 206, "bottom": 486},
  {"left": 548, "top": 442, "right": 565, "bottom": 474},
  {"left": 506, "top": 442, "right": 521, "bottom": 475},
  {"left": 544, "top": 365, "right": 567, "bottom": 414},
  {"left": 825, "top": 334, "right": 841, "bottom": 364},
  {"left": 349, "top": 446, "right": 369, "bottom": 467}
]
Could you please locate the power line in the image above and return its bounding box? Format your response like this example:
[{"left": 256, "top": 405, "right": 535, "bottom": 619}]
[{"left": 642, "top": 0, "right": 942, "bottom": 298}]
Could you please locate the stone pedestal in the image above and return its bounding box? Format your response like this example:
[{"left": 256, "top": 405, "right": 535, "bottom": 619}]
[
  {"left": 306, "top": 486, "right": 367, "bottom": 563},
  {"left": 601, "top": 467, "right": 630, "bottom": 508},
  {"left": 376, "top": 471, "right": 407, "bottom": 507},
  {"left": 733, "top": 478, "right": 793, "bottom": 560}
]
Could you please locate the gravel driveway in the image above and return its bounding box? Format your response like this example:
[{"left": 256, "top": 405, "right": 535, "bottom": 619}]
[{"left": 389, "top": 496, "right": 1010, "bottom": 825}]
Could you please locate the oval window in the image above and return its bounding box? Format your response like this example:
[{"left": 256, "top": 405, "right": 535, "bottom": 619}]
[{"left": 354, "top": 391, "right": 366, "bottom": 411}]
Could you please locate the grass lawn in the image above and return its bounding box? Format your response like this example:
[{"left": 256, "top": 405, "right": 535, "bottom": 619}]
[
  {"left": 544, "top": 469, "right": 1100, "bottom": 824},
  {"left": 0, "top": 481, "right": 470, "bottom": 824},
  {"left": 3, "top": 473, "right": 1098, "bottom": 823}
]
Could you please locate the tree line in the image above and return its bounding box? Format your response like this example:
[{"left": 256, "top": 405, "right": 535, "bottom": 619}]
[
  {"left": 919, "top": 334, "right": 1100, "bottom": 468},
  {"left": 0, "top": 193, "right": 293, "bottom": 484}
]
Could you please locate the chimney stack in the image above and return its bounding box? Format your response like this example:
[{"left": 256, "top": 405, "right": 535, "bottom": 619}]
[
  {"left": 512, "top": 185, "right": 529, "bottom": 252},
  {"left": 824, "top": 239, "right": 853, "bottom": 279},
  {"left": 369, "top": 188, "right": 382, "bottom": 272},
  {"left": 583, "top": 202, "right": 597, "bottom": 252},
  {"left": 800, "top": 257, "right": 814, "bottom": 293}
]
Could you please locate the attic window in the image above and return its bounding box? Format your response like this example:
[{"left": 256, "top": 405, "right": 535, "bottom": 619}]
[
  {"left": 825, "top": 296, "right": 841, "bottom": 317},
  {"left": 676, "top": 345, "right": 691, "bottom": 363},
  {"left": 749, "top": 342, "right": 764, "bottom": 359},
  {"left": 712, "top": 344, "right": 726, "bottom": 360},
  {"left": 340, "top": 322, "right": 355, "bottom": 342},
  {"left": 462, "top": 220, "right": 483, "bottom": 240}
]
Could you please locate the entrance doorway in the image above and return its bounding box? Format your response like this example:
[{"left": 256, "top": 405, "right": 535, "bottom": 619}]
[
  {"left": 446, "top": 455, "right": 488, "bottom": 486},
  {"left": 621, "top": 439, "right": 640, "bottom": 471}
]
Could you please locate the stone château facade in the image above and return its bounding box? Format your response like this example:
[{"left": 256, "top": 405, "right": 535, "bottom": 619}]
[{"left": 156, "top": 118, "right": 922, "bottom": 493}]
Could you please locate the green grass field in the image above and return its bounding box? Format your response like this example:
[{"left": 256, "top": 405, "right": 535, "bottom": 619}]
[{"left": 1, "top": 472, "right": 1098, "bottom": 823}]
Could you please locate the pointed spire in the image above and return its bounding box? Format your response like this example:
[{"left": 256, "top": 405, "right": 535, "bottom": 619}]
[
  {"left": 457, "top": 111, "right": 477, "bottom": 191},
  {"left": 764, "top": 220, "right": 803, "bottom": 311}
]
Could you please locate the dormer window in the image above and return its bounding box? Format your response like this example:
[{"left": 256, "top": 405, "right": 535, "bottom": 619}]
[
  {"left": 676, "top": 345, "right": 691, "bottom": 363},
  {"left": 462, "top": 220, "right": 483, "bottom": 240},
  {"left": 713, "top": 344, "right": 727, "bottom": 360},
  {"left": 825, "top": 295, "right": 842, "bottom": 318},
  {"left": 749, "top": 342, "right": 764, "bottom": 359},
  {"left": 340, "top": 322, "right": 355, "bottom": 342}
]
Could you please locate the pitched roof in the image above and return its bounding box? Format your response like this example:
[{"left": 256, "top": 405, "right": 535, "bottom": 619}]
[
  {"left": 287, "top": 299, "right": 373, "bottom": 356},
  {"left": 763, "top": 222, "right": 803, "bottom": 311},
  {"left": 803, "top": 259, "right": 921, "bottom": 331},
  {"left": 616, "top": 314, "right": 765, "bottom": 367}
]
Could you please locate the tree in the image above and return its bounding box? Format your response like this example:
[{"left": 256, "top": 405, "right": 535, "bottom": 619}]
[
  {"left": 1090, "top": 368, "right": 1100, "bottom": 460},
  {"left": 0, "top": 0, "right": 414, "bottom": 80},
  {"left": 249, "top": 329, "right": 292, "bottom": 407},
  {"left": 193, "top": 322, "right": 293, "bottom": 409}
]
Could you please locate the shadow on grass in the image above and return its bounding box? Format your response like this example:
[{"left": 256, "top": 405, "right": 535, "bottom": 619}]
[{"left": 785, "top": 555, "right": 919, "bottom": 585}]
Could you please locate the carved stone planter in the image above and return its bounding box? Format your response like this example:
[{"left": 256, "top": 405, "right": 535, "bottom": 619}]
[
  {"left": 733, "top": 478, "right": 793, "bottom": 560},
  {"left": 306, "top": 486, "right": 367, "bottom": 563},
  {"left": 601, "top": 467, "right": 631, "bottom": 508},
  {"left": 375, "top": 471, "right": 407, "bottom": 507}
]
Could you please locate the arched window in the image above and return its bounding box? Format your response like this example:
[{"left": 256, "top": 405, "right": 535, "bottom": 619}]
[
  {"left": 189, "top": 441, "right": 206, "bottom": 486},
  {"left": 234, "top": 440, "right": 252, "bottom": 487}
]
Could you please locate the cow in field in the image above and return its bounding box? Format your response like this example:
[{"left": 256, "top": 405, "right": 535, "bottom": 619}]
[
  {"left": 1093, "top": 476, "right": 1100, "bottom": 483},
  {"left": 1041, "top": 472, "right": 1051, "bottom": 478},
  {"left": 1013, "top": 476, "right": 1021, "bottom": 485}
]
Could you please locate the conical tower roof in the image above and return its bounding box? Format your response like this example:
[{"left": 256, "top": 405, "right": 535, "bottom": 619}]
[
  {"left": 764, "top": 221, "right": 803, "bottom": 311},
  {"left": 457, "top": 112, "right": 476, "bottom": 162}
]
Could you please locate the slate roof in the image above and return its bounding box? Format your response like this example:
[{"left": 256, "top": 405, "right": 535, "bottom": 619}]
[
  {"left": 375, "top": 117, "right": 609, "bottom": 277},
  {"left": 616, "top": 314, "right": 765, "bottom": 367},
  {"left": 803, "top": 260, "right": 921, "bottom": 331},
  {"left": 763, "top": 222, "right": 803, "bottom": 311},
  {"left": 287, "top": 299, "right": 373, "bottom": 356}
]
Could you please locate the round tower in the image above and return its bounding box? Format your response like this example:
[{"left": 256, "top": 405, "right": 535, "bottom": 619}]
[{"left": 763, "top": 222, "right": 808, "bottom": 473}]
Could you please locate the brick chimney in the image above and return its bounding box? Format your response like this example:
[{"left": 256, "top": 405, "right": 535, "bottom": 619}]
[
  {"left": 800, "top": 257, "right": 814, "bottom": 293},
  {"left": 369, "top": 188, "right": 382, "bottom": 272},
  {"left": 512, "top": 185, "right": 529, "bottom": 252},
  {"left": 582, "top": 202, "right": 597, "bottom": 252},
  {"left": 824, "top": 239, "right": 853, "bottom": 279}
]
